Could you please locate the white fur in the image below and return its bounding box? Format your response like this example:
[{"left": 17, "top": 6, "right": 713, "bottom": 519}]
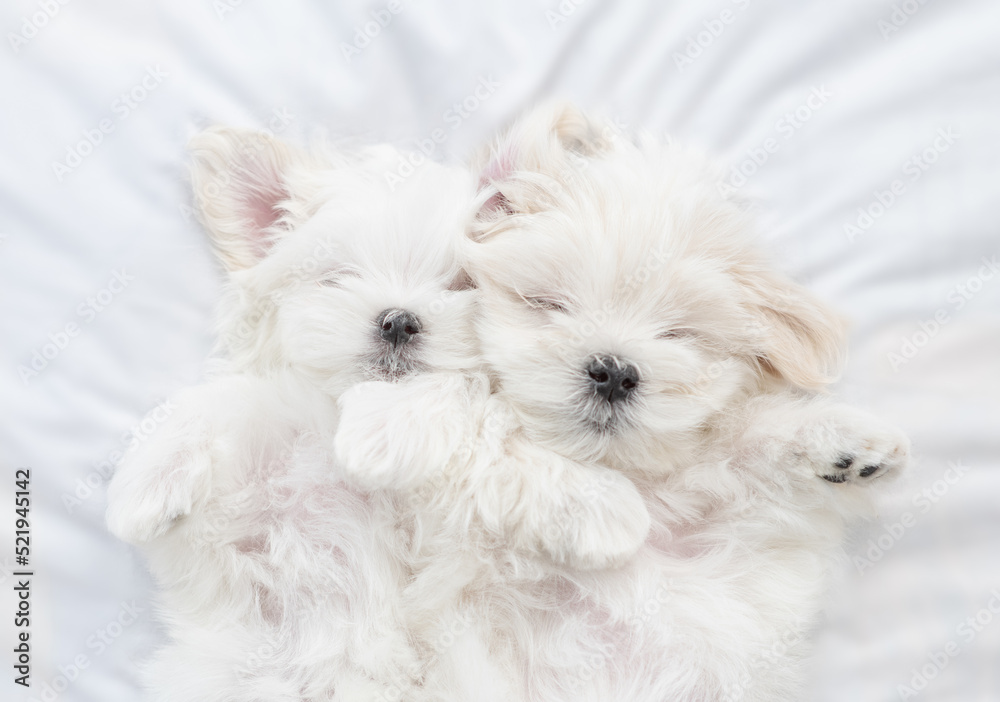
[
  {"left": 333, "top": 104, "right": 910, "bottom": 701},
  {"left": 107, "top": 129, "right": 486, "bottom": 700},
  {"left": 108, "top": 108, "right": 909, "bottom": 702},
  {"left": 107, "top": 125, "right": 653, "bottom": 702}
]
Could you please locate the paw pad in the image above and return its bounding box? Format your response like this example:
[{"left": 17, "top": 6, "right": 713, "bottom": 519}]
[
  {"left": 821, "top": 454, "right": 887, "bottom": 484},
  {"left": 858, "top": 465, "right": 880, "bottom": 478},
  {"left": 821, "top": 458, "right": 888, "bottom": 484},
  {"left": 804, "top": 407, "right": 908, "bottom": 487}
]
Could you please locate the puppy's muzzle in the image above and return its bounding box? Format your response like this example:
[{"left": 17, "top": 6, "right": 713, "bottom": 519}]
[
  {"left": 377, "top": 309, "right": 421, "bottom": 349},
  {"left": 586, "top": 355, "right": 638, "bottom": 404}
]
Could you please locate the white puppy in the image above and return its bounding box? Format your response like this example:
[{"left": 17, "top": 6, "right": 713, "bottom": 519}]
[
  {"left": 106, "top": 127, "right": 484, "bottom": 701},
  {"left": 108, "top": 125, "right": 650, "bottom": 702},
  {"left": 337, "top": 103, "right": 909, "bottom": 701}
]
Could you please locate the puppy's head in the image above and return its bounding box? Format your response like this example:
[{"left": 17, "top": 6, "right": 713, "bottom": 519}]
[
  {"left": 190, "top": 128, "right": 478, "bottom": 395},
  {"left": 468, "top": 103, "right": 845, "bottom": 470}
]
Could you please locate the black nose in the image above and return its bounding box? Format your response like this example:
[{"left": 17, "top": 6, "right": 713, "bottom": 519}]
[
  {"left": 586, "top": 356, "right": 639, "bottom": 404},
  {"left": 377, "top": 309, "right": 421, "bottom": 349}
]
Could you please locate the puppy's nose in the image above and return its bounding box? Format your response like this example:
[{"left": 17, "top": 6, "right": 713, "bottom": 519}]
[
  {"left": 586, "top": 356, "right": 639, "bottom": 404},
  {"left": 377, "top": 309, "right": 421, "bottom": 349}
]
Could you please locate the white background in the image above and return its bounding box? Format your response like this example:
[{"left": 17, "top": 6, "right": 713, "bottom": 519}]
[{"left": 1, "top": 1, "right": 998, "bottom": 700}]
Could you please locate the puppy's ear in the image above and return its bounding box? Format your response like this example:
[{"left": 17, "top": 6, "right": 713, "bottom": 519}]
[
  {"left": 474, "top": 101, "right": 613, "bottom": 220},
  {"left": 737, "top": 265, "right": 847, "bottom": 390},
  {"left": 189, "top": 127, "right": 308, "bottom": 271}
]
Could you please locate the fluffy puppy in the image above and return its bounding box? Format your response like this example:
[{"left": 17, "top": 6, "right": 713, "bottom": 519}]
[
  {"left": 108, "top": 125, "right": 650, "bottom": 702},
  {"left": 466, "top": 103, "right": 909, "bottom": 702},
  {"left": 340, "top": 103, "right": 909, "bottom": 701},
  {"left": 106, "top": 128, "right": 482, "bottom": 701}
]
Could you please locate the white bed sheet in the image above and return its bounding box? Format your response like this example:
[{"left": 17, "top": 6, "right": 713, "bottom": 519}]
[{"left": 2, "top": 1, "right": 998, "bottom": 700}]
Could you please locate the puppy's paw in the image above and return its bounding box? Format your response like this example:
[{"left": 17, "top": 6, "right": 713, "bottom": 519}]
[
  {"left": 334, "top": 374, "right": 479, "bottom": 492},
  {"left": 106, "top": 405, "right": 218, "bottom": 544},
  {"left": 106, "top": 444, "right": 213, "bottom": 544},
  {"left": 334, "top": 381, "right": 405, "bottom": 490},
  {"left": 541, "top": 468, "right": 651, "bottom": 570},
  {"left": 349, "top": 625, "right": 423, "bottom": 696},
  {"left": 799, "top": 405, "right": 909, "bottom": 486}
]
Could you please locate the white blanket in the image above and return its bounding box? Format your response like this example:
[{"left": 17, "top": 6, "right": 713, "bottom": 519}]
[{"left": 2, "top": 1, "right": 998, "bottom": 700}]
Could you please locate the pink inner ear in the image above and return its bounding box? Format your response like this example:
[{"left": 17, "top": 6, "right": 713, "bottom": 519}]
[
  {"left": 448, "top": 269, "right": 476, "bottom": 291},
  {"left": 244, "top": 192, "right": 279, "bottom": 257},
  {"left": 478, "top": 146, "right": 517, "bottom": 216},
  {"left": 240, "top": 161, "right": 287, "bottom": 259},
  {"left": 479, "top": 146, "right": 516, "bottom": 189},
  {"left": 481, "top": 191, "right": 514, "bottom": 216}
]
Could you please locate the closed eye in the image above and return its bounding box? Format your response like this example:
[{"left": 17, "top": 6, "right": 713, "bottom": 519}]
[
  {"left": 448, "top": 270, "right": 475, "bottom": 291},
  {"left": 656, "top": 328, "right": 691, "bottom": 340},
  {"left": 318, "top": 268, "right": 361, "bottom": 288},
  {"left": 522, "top": 295, "right": 569, "bottom": 314}
]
